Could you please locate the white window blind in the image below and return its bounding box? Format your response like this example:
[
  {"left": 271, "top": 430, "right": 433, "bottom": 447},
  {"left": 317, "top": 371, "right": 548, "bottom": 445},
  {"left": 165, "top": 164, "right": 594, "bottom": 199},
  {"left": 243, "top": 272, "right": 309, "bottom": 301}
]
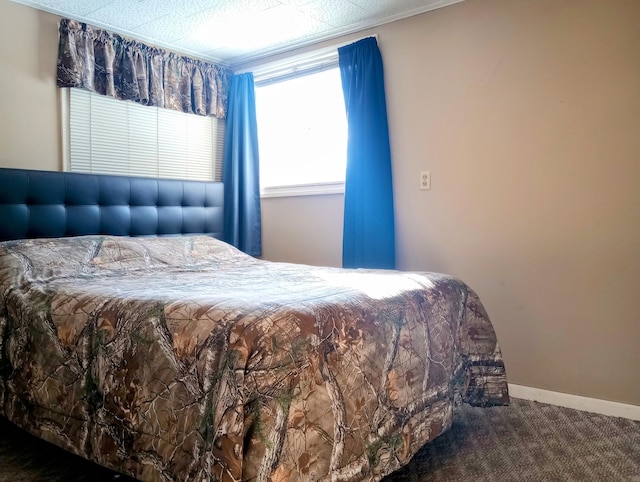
[{"left": 66, "top": 88, "right": 225, "bottom": 181}]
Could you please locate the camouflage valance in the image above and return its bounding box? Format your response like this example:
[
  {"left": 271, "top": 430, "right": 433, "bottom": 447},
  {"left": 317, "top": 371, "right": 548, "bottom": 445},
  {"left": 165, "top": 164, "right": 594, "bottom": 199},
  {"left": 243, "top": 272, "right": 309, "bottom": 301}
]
[{"left": 57, "top": 18, "right": 232, "bottom": 119}]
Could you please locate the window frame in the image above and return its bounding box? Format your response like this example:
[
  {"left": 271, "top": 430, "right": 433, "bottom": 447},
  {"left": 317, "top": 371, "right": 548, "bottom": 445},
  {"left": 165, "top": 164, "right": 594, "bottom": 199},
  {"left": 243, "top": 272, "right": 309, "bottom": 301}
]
[{"left": 249, "top": 46, "right": 347, "bottom": 198}]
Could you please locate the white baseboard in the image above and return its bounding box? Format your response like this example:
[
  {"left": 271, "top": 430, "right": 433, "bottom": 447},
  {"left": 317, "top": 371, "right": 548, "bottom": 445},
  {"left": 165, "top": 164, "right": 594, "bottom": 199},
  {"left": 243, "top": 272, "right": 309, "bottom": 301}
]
[{"left": 507, "top": 384, "right": 640, "bottom": 421}]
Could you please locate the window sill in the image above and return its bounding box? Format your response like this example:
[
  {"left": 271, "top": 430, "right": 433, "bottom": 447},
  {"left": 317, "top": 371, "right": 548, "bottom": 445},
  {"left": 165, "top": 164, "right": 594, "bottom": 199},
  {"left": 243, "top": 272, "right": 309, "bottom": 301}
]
[{"left": 261, "top": 182, "right": 344, "bottom": 198}]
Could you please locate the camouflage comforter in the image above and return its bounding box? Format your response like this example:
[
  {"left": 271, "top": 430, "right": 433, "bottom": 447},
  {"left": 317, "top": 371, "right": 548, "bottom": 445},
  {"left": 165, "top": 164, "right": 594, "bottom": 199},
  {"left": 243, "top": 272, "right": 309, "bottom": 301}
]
[{"left": 0, "top": 235, "right": 508, "bottom": 481}]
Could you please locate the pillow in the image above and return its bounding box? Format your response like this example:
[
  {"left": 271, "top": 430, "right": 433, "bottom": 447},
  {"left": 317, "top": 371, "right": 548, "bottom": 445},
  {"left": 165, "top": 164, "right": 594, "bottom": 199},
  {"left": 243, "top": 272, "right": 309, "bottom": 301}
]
[
  {"left": 0, "top": 236, "right": 103, "bottom": 283},
  {"left": 0, "top": 235, "right": 254, "bottom": 285}
]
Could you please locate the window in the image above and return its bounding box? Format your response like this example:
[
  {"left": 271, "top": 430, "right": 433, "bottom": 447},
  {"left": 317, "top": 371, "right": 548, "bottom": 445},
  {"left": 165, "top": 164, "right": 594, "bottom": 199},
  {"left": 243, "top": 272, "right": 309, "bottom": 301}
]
[
  {"left": 63, "top": 88, "right": 225, "bottom": 181},
  {"left": 253, "top": 50, "right": 347, "bottom": 197}
]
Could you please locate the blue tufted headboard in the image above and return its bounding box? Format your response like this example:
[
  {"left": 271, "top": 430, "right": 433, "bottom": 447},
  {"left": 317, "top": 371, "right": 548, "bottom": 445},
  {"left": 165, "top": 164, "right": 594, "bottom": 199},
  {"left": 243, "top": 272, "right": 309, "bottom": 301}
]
[{"left": 0, "top": 168, "right": 224, "bottom": 241}]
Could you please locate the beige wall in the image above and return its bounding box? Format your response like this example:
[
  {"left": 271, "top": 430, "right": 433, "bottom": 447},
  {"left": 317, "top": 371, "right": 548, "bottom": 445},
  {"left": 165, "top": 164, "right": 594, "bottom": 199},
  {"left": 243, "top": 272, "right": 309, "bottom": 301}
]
[
  {"left": 262, "top": 194, "right": 344, "bottom": 267},
  {"left": 250, "top": 0, "right": 640, "bottom": 406},
  {"left": 1, "top": 0, "right": 639, "bottom": 405},
  {"left": 0, "top": 0, "right": 60, "bottom": 171}
]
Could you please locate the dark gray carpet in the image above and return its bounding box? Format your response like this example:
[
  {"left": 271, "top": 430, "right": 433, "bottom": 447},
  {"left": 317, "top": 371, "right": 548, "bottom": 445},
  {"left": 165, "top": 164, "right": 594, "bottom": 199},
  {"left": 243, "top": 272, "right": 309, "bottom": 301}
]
[{"left": 0, "top": 398, "right": 638, "bottom": 481}]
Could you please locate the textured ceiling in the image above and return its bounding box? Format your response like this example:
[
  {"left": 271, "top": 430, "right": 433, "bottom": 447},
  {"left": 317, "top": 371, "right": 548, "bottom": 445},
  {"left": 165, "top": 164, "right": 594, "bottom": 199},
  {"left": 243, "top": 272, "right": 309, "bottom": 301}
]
[{"left": 11, "top": 0, "right": 463, "bottom": 66}]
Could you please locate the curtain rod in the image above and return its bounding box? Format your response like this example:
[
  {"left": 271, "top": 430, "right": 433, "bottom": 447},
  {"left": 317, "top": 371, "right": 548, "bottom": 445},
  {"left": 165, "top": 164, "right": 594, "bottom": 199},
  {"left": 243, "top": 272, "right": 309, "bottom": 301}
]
[
  {"left": 334, "top": 33, "right": 379, "bottom": 49},
  {"left": 235, "top": 33, "right": 379, "bottom": 74}
]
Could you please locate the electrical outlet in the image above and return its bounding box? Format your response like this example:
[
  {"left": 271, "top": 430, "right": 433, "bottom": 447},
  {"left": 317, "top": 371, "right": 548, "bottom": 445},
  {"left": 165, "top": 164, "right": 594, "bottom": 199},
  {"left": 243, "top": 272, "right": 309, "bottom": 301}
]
[{"left": 419, "top": 170, "right": 431, "bottom": 190}]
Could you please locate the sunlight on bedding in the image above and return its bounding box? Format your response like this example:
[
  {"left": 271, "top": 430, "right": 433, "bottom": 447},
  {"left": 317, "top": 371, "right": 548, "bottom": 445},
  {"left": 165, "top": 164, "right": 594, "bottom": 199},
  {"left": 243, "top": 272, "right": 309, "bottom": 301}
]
[{"left": 311, "top": 270, "right": 433, "bottom": 300}]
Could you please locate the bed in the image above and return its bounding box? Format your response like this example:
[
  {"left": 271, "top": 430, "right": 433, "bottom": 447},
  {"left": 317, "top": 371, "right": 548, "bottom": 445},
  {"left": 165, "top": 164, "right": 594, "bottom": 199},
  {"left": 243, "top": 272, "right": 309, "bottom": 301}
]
[{"left": 0, "top": 168, "right": 508, "bottom": 482}]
